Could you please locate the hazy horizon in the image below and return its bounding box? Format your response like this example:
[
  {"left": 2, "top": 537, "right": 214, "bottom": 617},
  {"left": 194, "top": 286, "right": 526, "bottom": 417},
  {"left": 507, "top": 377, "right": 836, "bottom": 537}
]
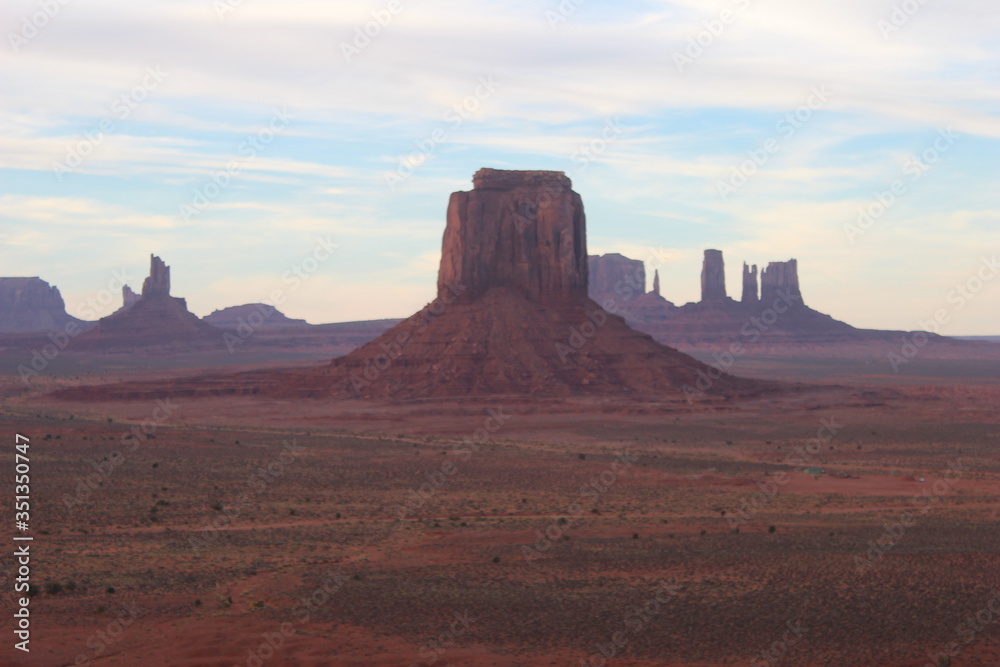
[{"left": 2, "top": 0, "right": 997, "bottom": 334}]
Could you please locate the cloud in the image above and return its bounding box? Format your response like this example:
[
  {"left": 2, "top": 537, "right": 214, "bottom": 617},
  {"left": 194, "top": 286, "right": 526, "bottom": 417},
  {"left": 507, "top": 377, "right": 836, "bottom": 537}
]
[{"left": 2, "top": 0, "right": 998, "bottom": 333}]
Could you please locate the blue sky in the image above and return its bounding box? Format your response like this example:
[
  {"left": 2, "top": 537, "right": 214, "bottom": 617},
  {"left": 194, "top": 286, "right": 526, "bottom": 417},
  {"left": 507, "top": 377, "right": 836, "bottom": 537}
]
[{"left": 1, "top": 0, "right": 998, "bottom": 333}]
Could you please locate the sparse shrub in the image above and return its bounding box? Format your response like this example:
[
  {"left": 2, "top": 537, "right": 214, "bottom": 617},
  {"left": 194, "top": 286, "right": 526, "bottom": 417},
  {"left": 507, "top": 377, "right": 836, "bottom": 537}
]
[
  {"left": 768, "top": 525, "right": 776, "bottom": 533},
  {"left": 97, "top": 605, "right": 107, "bottom": 613},
  {"left": 106, "top": 586, "right": 115, "bottom": 594},
  {"left": 632, "top": 533, "right": 639, "bottom": 539},
  {"left": 45, "top": 582, "right": 63, "bottom": 595},
  {"left": 152, "top": 462, "right": 158, "bottom": 468},
  {"left": 212, "top": 503, "right": 223, "bottom": 511},
  {"left": 194, "top": 599, "right": 201, "bottom": 607},
  {"left": 578, "top": 453, "right": 586, "bottom": 460},
  {"left": 492, "top": 556, "right": 500, "bottom": 564},
  {"left": 27, "top": 584, "right": 39, "bottom": 597},
  {"left": 65, "top": 580, "right": 77, "bottom": 592}
]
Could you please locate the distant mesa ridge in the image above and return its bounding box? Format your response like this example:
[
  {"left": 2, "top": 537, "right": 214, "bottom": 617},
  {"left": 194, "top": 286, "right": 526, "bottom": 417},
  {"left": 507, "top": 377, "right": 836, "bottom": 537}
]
[
  {"left": 0, "top": 277, "right": 85, "bottom": 333},
  {"left": 74, "top": 254, "right": 220, "bottom": 350},
  {"left": 203, "top": 304, "right": 308, "bottom": 329},
  {"left": 60, "top": 168, "right": 758, "bottom": 401}
]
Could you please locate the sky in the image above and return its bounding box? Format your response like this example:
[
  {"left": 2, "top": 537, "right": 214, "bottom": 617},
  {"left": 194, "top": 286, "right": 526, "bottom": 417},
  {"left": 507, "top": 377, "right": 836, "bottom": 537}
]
[{"left": 1, "top": 0, "right": 998, "bottom": 334}]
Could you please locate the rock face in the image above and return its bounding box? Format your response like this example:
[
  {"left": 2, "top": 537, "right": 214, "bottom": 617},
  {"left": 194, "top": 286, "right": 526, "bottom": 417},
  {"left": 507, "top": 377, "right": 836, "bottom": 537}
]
[
  {"left": 203, "top": 304, "right": 308, "bottom": 329},
  {"left": 75, "top": 255, "right": 219, "bottom": 350},
  {"left": 761, "top": 260, "right": 804, "bottom": 307},
  {"left": 439, "top": 168, "right": 587, "bottom": 304},
  {"left": 587, "top": 253, "right": 646, "bottom": 306},
  {"left": 65, "top": 171, "right": 758, "bottom": 401},
  {"left": 320, "top": 169, "right": 752, "bottom": 399},
  {"left": 652, "top": 270, "right": 661, "bottom": 296},
  {"left": 634, "top": 251, "right": 865, "bottom": 344},
  {"left": 141, "top": 255, "right": 171, "bottom": 297},
  {"left": 741, "top": 263, "right": 759, "bottom": 304},
  {"left": 122, "top": 285, "right": 140, "bottom": 310},
  {"left": 700, "top": 249, "right": 727, "bottom": 301},
  {"left": 0, "top": 277, "right": 86, "bottom": 333}
]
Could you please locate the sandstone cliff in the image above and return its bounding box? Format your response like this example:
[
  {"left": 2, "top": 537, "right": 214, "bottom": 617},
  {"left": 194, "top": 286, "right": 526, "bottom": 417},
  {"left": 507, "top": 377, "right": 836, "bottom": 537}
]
[
  {"left": 700, "top": 249, "right": 726, "bottom": 301},
  {"left": 0, "top": 277, "right": 86, "bottom": 333},
  {"left": 760, "top": 260, "right": 804, "bottom": 307},
  {"left": 439, "top": 168, "right": 587, "bottom": 304}
]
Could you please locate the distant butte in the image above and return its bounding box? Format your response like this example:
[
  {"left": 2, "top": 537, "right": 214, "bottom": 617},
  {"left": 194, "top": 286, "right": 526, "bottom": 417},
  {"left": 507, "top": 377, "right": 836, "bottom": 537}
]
[
  {"left": 74, "top": 255, "right": 220, "bottom": 351},
  {"left": 0, "top": 277, "right": 87, "bottom": 333},
  {"left": 59, "top": 170, "right": 764, "bottom": 402}
]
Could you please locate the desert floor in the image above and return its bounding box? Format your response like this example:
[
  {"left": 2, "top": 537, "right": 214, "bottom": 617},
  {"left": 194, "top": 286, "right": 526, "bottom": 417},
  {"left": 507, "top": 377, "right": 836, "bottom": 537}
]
[{"left": 1, "top": 345, "right": 998, "bottom": 666}]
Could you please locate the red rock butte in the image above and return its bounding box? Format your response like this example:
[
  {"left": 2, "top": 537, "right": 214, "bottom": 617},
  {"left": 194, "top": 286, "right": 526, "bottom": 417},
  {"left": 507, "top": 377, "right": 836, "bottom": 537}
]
[
  {"left": 74, "top": 254, "right": 220, "bottom": 350},
  {"left": 55, "top": 170, "right": 767, "bottom": 402},
  {"left": 318, "top": 168, "right": 758, "bottom": 399},
  {"left": 439, "top": 168, "right": 587, "bottom": 304}
]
